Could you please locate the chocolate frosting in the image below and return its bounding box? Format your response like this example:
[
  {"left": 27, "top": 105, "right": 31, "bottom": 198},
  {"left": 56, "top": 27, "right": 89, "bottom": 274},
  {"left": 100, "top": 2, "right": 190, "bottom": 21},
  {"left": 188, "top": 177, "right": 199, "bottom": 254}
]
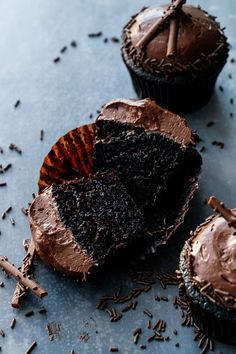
[
  {"left": 29, "top": 187, "right": 96, "bottom": 278},
  {"left": 98, "top": 98, "right": 195, "bottom": 146},
  {"left": 122, "top": 4, "right": 228, "bottom": 75},
  {"left": 189, "top": 212, "right": 236, "bottom": 304}
]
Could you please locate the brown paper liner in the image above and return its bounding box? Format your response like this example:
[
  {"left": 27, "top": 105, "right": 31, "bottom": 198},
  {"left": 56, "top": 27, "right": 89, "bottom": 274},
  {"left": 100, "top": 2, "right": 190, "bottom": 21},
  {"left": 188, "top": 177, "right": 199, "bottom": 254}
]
[{"left": 38, "top": 124, "right": 96, "bottom": 192}]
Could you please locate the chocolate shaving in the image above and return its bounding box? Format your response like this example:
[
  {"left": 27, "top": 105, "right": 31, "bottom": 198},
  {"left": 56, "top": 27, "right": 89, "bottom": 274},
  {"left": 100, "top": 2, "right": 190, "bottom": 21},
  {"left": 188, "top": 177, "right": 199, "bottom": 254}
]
[
  {"left": 136, "top": 0, "right": 186, "bottom": 48},
  {"left": 11, "top": 240, "right": 37, "bottom": 308},
  {"left": 0, "top": 256, "right": 47, "bottom": 300},
  {"left": 166, "top": 17, "right": 180, "bottom": 57},
  {"left": 208, "top": 196, "right": 236, "bottom": 228}
]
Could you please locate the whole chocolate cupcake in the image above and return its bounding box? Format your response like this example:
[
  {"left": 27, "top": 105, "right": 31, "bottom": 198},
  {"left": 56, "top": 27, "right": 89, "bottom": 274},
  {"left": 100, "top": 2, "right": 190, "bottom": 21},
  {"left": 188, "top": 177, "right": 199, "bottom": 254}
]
[
  {"left": 178, "top": 196, "right": 236, "bottom": 344},
  {"left": 121, "top": 0, "right": 229, "bottom": 113}
]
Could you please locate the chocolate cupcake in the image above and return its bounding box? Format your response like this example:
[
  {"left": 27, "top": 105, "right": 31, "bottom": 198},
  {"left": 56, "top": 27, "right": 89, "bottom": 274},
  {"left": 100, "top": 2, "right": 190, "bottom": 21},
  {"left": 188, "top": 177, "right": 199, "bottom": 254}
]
[
  {"left": 38, "top": 98, "right": 202, "bottom": 256},
  {"left": 29, "top": 172, "right": 146, "bottom": 278},
  {"left": 178, "top": 196, "right": 236, "bottom": 344},
  {"left": 121, "top": 0, "right": 229, "bottom": 113}
]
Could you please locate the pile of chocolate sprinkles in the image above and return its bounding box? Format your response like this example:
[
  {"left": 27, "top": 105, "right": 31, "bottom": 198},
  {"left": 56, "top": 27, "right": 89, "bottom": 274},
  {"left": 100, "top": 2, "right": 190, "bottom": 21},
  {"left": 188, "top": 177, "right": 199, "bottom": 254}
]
[{"left": 95, "top": 270, "right": 218, "bottom": 353}]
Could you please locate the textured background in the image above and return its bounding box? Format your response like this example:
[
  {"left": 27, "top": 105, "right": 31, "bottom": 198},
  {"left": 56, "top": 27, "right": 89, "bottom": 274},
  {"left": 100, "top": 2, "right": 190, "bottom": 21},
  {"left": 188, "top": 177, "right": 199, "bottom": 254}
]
[{"left": 0, "top": 0, "right": 235, "bottom": 353}]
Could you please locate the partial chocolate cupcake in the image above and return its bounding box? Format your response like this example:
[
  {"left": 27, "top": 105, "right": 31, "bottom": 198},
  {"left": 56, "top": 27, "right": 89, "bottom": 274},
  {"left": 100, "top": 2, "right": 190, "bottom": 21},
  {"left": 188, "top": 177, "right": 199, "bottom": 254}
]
[
  {"left": 29, "top": 172, "right": 145, "bottom": 278},
  {"left": 178, "top": 196, "right": 236, "bottom": 344},
  {"left": 121, "top": 0, "right": 229, "bottom": 113},
  {"left": 93, "top": 98, "right": 202, "bottom": 251}
]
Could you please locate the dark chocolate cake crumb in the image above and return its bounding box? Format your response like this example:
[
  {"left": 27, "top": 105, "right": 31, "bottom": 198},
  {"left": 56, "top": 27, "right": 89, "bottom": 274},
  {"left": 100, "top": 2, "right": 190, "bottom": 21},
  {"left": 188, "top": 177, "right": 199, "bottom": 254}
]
[
  {"left": 88, "top": 31, "right": 102, "bottom": 38},
  {"left": 60, "top": 46, "right": 67, "bottom": 54},
  {"left": 175, "top": 342, "right": 180, "bottom": 347},
  {"left": 0, "top": 147, "right": 3, "bottom": 154},
  {"left": 230, "top": 98, "right": 234, "bottom": 105},
  {"left": 212, "top": 141, "right": 224, "bottom": 149},
  {"left": 219, "top": 85, "right": 224, "bottom": 92},
  {"left": 230, "top": 58, "right": 235, "bottom": 63},
  {"left": 0, "top": 282, "right": 4, "bottom": 287},
  {"left": 70, "top": 40, "right": 77, "bottom": 47},
  {"left": 206, "top": 121, "right": 214, "bottom": 127},
  {"left": 230, "top": 112, "right": 234, "bottom": 117},
  {"left": 104, "top": 38, "right": 108, "bottom": 43},
  {"left": 53, "top": 57, "right": 60, "bottom": 63},
  {"left": 14, "top": 100, "right": 21, "bottom": 108},
  {"left": 228, "top": 73, "right": 232, "bottom": 79}
]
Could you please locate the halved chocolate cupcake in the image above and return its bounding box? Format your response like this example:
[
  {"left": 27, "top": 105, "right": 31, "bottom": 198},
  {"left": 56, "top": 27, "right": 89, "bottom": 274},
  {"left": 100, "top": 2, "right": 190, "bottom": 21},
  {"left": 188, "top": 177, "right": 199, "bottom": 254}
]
[
  {"left": 178, "top": 197, "right": 236, "bottom": 344},
  {"left": 93, "top": 98, "right": 202, "bottom": 251},
  {"left": 34, "top": 98, "right": 201, "bottom": 276},
  {"left": 121, "top": 0, "right": 229, "bottom": 113},
  {"left": 29, "top": 172, "right": 145, "bottom": 278}
]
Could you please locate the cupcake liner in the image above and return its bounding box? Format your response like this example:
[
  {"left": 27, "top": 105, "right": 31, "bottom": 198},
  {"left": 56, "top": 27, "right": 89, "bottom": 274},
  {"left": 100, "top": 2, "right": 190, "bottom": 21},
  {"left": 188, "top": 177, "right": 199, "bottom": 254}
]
[
  {"left": 38, "top": 124, "right": 96, "bottom": 192},
  {"left": 125, "top": 61, "right": 221, "bottom": 114},
  {"left": 190, "top": 302, "right": 236, "bottom": 344}
]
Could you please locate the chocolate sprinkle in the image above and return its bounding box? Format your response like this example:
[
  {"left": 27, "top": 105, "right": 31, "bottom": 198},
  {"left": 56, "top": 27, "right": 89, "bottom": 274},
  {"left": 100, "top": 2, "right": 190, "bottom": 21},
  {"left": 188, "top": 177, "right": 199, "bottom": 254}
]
[
  {"left": 206, "top": 121, "right": 214, "bottom": 127},
  {"left": 40, "top": 130, "right": 44, "bottom": 141},
  {"left": 88, "top": 31, "right": 102, "bottom": 38},
  {"left": 25, "top": 310, "right": 34, "bottom": 317},
  {"left": 60, "top": 46, "right": 67, "bottom": 53},
  {"left": 25, "top": 341, "right": 37, "bottom": 354},
  {"left": 14, "top": 100, "right": 21, "bottom": 108},
  {"left": 109, "top": 347, "right": 119, "bottom": 352},
  {"left": 212, "top": 141, "right": 224, "bottom": 149},
  {"left": 9, "top": 143, "right": 22, "bottom": 154},
  {"left": 70, "top": 40, "right": 77, "bottom": 47},
  {"left": 53, "top": 57, "right": 60, "bottom": 63},
  {"left": 10, "top": 318, "right": 16, "bottom": 329}
]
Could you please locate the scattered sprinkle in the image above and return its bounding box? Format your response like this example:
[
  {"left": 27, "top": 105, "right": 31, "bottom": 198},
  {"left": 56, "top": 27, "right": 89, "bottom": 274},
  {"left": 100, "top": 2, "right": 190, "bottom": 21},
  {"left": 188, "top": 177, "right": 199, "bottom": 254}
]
[
  {"left": 14, "top": 100, "right": 21, "bottom": 108},
  {"left": 212, "top": 141, "right": 224, "bottom": 149},
  {"left": 9, "top": 143, "right": 22, "bottom": 154},
  {"left": 10, "top": 318, "right": 16, "bottom": 329},
  {"left": 70, "top": 40, "right": 77, "bottom": 47},
  {"left": 40, "top": 130, "right": 44, "bottom": 141},
  {"left": 25, "top": 310, "right": 34, "bottom": 317},
  {"left": 111, "top": 36, "right": 120, "bottom": 43},
  {"left": 60, "top": 46, "right": 67, "bottom": 54},
  {"left": 53, "top": 57, "right": 60, "bottom": 63},
  {"left": 88, "top": 31, "right": 102, "bottom": 38},
  {"left": 206, "top": 121, "right": 214, "bottom": 127},
  {"left": 25, "top": 341, "right": 37, "bottom": 354}
]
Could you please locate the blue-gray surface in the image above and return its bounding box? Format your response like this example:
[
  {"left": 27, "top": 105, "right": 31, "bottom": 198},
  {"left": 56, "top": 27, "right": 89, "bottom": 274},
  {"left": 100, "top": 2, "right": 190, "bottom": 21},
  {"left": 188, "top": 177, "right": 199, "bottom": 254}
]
[{"left": 0, "top": 0, "right": 235, "bottom": 353}]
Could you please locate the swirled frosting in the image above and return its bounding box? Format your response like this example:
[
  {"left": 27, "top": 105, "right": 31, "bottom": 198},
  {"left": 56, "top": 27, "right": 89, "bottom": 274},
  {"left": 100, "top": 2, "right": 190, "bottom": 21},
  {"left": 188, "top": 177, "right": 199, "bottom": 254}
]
[{"left": 191, "top": 213, "right": 236, "bottom": 298}]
